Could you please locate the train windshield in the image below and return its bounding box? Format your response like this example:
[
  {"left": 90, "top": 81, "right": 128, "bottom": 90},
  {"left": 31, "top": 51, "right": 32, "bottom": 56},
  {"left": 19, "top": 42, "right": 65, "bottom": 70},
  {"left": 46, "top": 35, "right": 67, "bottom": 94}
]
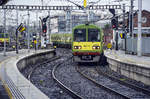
[
  {"left": 74, "top": 29, "right": 86, "bottom": 42},
  {"left": 88, "top": 29, "right": 100, "bottom": 42}
]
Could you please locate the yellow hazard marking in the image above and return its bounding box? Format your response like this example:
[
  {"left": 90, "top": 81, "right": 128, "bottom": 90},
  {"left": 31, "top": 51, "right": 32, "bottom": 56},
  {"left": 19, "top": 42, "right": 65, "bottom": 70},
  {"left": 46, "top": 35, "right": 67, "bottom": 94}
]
[
  {"left": 84, "top": 0, "right": 87, "bottom": 8},
  {"left": 0, "top": 57, "right": 14, "bottom": 99},
  {"left": 19, "top": 27, "right": 26, "bottom": 32},
  {"left": 107, "top": 43, "right": 112, "bottom": 49},
  {"left": 54, "top": 46, "right": 57, "bottom": 49},
  {"left": 120, "top": 33, "right": 123, "bottom": 38},
  {"left": 120, "top": 33, "right": 125, "bottom": 39},
  {"left": 34, "top": 40, "right": 37, "bottom": 44}
]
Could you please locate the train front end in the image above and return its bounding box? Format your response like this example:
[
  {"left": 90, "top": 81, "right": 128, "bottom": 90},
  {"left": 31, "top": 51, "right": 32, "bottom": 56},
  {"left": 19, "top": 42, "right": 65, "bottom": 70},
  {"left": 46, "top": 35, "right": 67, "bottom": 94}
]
[{"left": 72, "top": 24, "right": 103, "bottom": 63}]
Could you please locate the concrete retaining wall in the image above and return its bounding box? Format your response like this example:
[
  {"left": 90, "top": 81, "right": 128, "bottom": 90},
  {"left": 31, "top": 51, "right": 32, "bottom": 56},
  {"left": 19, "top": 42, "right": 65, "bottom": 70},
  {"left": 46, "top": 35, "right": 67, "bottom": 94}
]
[
  {"left": 107, "top": 56, "right": 150, "bottom": 85},
  {"left": 17, "top": 51, "right": 55, "bottom": 70}
]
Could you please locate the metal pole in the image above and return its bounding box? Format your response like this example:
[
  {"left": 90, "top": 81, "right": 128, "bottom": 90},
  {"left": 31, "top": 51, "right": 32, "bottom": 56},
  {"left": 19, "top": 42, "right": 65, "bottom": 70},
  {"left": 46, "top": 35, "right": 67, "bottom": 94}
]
[
  {"left": 39, "top": 20, "right": 41, "bottom": 48},
  {"left": 36, "top": 12, "right": 38, "bottom": 50},
  {"left": 115, "top": 31, "right": 118, "bottom": 50},
  {"left": 123, "top": 4, "right": 126, "bottom": 53},
  {"left": 33, "top": 22, "right": 36, "bottom": 51},
  {"left": 16, "top": 10, "right": 19, "bottom": 54},
  {"left": 130, "top": 0, "right": 134, "bottom": 54},
  {"left": 130, "top": 0, "right": 134, "bottom": 36},
  {"left": 48, "top": 10, "right": 51, "bottom": 44},
  {"left": 87, "top": 9, "right": 90, "bottom": 22},
  {"left": 137, "top": 0, "right": 142, "bottom": 56},
  {"left": 66, "top": 10, "right": 69, "bottom": 33},
  {"left": 16, "top": 30, "right": 18, "bottom": 54},
  {"left": 41, "top": 0, "right": 43, "bottom": 6},
  {"left": 27, "top": 10, "right": 30, "bottom": 52},
  {"left": 113, "top": 29, "right": 116, "bottom": 49},
  {"left": 3, "top": 9, "right": 6, "bottom": 56}
]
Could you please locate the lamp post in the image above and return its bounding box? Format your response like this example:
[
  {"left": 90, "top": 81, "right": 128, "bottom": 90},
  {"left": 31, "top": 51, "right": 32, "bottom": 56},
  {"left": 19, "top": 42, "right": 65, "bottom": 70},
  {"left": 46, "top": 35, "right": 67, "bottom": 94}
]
[
  {"left": 3, "top": 9, "right": 6, "bottom": 56},
  {"left": 27, "top": 9, "right": 30, "bottom": 52}
]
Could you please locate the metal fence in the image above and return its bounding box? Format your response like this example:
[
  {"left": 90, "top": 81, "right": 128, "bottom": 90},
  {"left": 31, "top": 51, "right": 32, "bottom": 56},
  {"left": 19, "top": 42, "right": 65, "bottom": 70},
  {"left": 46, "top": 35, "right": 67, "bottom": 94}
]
[{"left": 121, "top": 37, "right": 150, "bottom": 54}]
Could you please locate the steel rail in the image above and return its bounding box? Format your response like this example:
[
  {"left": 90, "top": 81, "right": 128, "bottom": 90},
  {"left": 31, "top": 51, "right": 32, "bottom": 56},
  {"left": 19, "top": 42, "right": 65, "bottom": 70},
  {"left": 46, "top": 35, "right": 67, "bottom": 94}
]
[
  {"left": 28, "top": 56, "right": 60, "bottom": 80},
  {"left": 52, "top": 56, "right": 83, "bottom": 99},
  {"left": 76, "top": 65, "right": 130, "bottom": 99},
  {"left": 96, "top": 66, "right": 150, "bottom": 96}
]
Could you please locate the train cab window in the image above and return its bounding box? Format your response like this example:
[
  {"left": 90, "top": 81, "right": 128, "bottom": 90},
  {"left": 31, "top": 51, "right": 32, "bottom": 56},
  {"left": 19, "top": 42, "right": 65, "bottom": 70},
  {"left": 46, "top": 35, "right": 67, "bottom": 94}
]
[
  {"left": 5, "top": 34, "right": 8, "bottom": 38},
  {"left": 74, "top": 29, "right": 86, "bottom": 42},
  {"left": 0, "top": 33, "right": 4, "bottom": 38},
  {"left": 88, "top": 29, "right": 100, "bottom": 42}
]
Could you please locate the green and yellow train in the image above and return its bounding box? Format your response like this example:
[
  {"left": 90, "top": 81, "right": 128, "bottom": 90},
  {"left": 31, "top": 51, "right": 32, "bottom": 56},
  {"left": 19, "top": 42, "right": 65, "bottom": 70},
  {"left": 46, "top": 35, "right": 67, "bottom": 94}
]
[
  {"left": 51, "top": 33, "right": 72, "bottom": 48},
  {"left": 0, "top": 33, "right": 9, "bottom": 47},
  {"left": 72, "top": 24, "right": 104, "bottom": 63},
  {"left": 51, "top": 23, "right": 104, "bottom": 63}
]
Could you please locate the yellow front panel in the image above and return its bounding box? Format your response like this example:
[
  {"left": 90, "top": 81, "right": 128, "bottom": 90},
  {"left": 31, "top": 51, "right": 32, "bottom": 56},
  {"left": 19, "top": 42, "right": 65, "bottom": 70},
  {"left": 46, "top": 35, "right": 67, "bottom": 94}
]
[
  {"left": 0, "top": 38, "right": 9, "bottom": 43},
  {"left": 73, "top": 42, "right": 101, "bottom": 51}
]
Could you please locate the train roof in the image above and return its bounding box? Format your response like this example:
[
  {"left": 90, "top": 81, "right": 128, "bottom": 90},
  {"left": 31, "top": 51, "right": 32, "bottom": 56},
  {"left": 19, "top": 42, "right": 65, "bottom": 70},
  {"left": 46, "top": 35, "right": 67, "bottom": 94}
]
[{"left": 73, "top": 24, "right": 101, "bottom": 30}]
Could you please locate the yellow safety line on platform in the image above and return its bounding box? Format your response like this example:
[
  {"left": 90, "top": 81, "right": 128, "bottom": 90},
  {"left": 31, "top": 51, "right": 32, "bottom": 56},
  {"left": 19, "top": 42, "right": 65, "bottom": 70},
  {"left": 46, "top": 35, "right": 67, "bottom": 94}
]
[{"left": 0, "top": 56, "right": 15, "bottom": 99}]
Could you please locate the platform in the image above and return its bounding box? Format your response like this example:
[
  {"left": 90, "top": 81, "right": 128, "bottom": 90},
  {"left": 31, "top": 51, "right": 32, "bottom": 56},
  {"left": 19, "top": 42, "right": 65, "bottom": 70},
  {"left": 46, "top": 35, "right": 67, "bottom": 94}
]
[
  {"left": 0, "top": 49, "right": 55, "bottom": 99},
  {"left": 104, "top": 49, "right": 150, "bottom": 85},
  {"left": 0, "top": 50, "right": 22, "bottom": 99}
]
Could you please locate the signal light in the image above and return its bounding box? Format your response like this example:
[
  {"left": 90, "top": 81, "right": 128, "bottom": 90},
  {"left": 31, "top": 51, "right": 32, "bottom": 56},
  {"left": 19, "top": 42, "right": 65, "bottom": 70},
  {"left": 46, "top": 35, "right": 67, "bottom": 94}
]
[
  {"left": 43, "top": 29, "right": 46, "bottom": 33},
  {"left": 112, "top": 25, "right": 116, "bottom": 28},
  {"left": 111, "top": 17, "right": 118, "bottom": 30},
  {"left": 42, "top": 24, "right": 47, "bottom": 34}
]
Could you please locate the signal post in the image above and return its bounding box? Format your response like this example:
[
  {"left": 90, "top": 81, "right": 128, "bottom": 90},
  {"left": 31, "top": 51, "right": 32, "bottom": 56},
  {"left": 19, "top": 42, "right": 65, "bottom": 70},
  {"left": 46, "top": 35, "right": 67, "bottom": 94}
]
[{"left": 40, "top": 16, "right": 49, "bottom": 48}]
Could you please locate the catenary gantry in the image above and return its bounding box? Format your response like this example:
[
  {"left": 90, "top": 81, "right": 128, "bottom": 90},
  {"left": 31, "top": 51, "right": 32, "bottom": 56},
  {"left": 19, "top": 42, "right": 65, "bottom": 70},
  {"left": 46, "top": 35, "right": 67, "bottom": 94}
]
[{"left": 0, "top": 5, "right": 121, "bottom": 10}]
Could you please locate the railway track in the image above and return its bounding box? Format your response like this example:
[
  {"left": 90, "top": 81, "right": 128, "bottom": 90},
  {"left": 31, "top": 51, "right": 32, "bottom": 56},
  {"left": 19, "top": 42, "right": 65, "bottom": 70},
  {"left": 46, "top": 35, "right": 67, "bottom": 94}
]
[
  {"left": 96, "top": 65, "right": 150, "bottom": 97},
  {"left": 26, "top": 49, "right": 82, "bottom": 99},
  {"left": 76, "top": 65, "right": 130, "bottom": 99},
  {"left": 77, "top": 65, "right": 150, "bottom": 99},
  {"left": 52, "top": 56, "right": 83, "bottom": 99},
  {"left": 23, "top": 48, "right": 150, "bottom": 99},
  {"left": 28, "top": 56, "right": 61, "bottom": 80}
]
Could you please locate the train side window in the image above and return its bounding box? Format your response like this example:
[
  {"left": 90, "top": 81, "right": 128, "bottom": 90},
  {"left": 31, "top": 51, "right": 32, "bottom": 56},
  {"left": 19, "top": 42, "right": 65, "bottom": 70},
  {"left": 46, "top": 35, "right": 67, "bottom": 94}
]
[{"left": 74, "top": 29, "right": 86, "bottom": 42}]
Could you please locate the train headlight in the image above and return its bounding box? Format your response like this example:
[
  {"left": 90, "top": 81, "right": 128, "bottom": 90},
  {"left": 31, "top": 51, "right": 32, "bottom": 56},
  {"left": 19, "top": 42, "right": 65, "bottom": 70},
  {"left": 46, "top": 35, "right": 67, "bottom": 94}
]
[
  {"left": 74, "top": 46, "right": 77, "bottom": 49},
  {"left": 97, "top": 46, "right": 100, "bottom": 49},
  {"left": 74, "top": 46, "right": 82, "bottom": 49},
  {"left": 92, "top": 46, "right": 100, "bottom": 49},
  {"left": 92, "top": 46, "right": 96, "bottom": 49},
  {"left": 78, "top": 46, "right": 82, "bottom": 49}
]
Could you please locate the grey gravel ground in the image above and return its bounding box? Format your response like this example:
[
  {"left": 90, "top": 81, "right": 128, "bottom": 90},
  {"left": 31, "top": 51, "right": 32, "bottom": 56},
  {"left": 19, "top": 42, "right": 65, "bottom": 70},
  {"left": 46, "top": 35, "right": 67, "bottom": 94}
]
[
  {"left": 21, "top": 48, "right": 73, "bottom": 99},
  {"left": 55, "top": 60, "right": 124, "bottom": 99},
  {"left": 78, "top": 65, "right": 150, "bottom": 99}
]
